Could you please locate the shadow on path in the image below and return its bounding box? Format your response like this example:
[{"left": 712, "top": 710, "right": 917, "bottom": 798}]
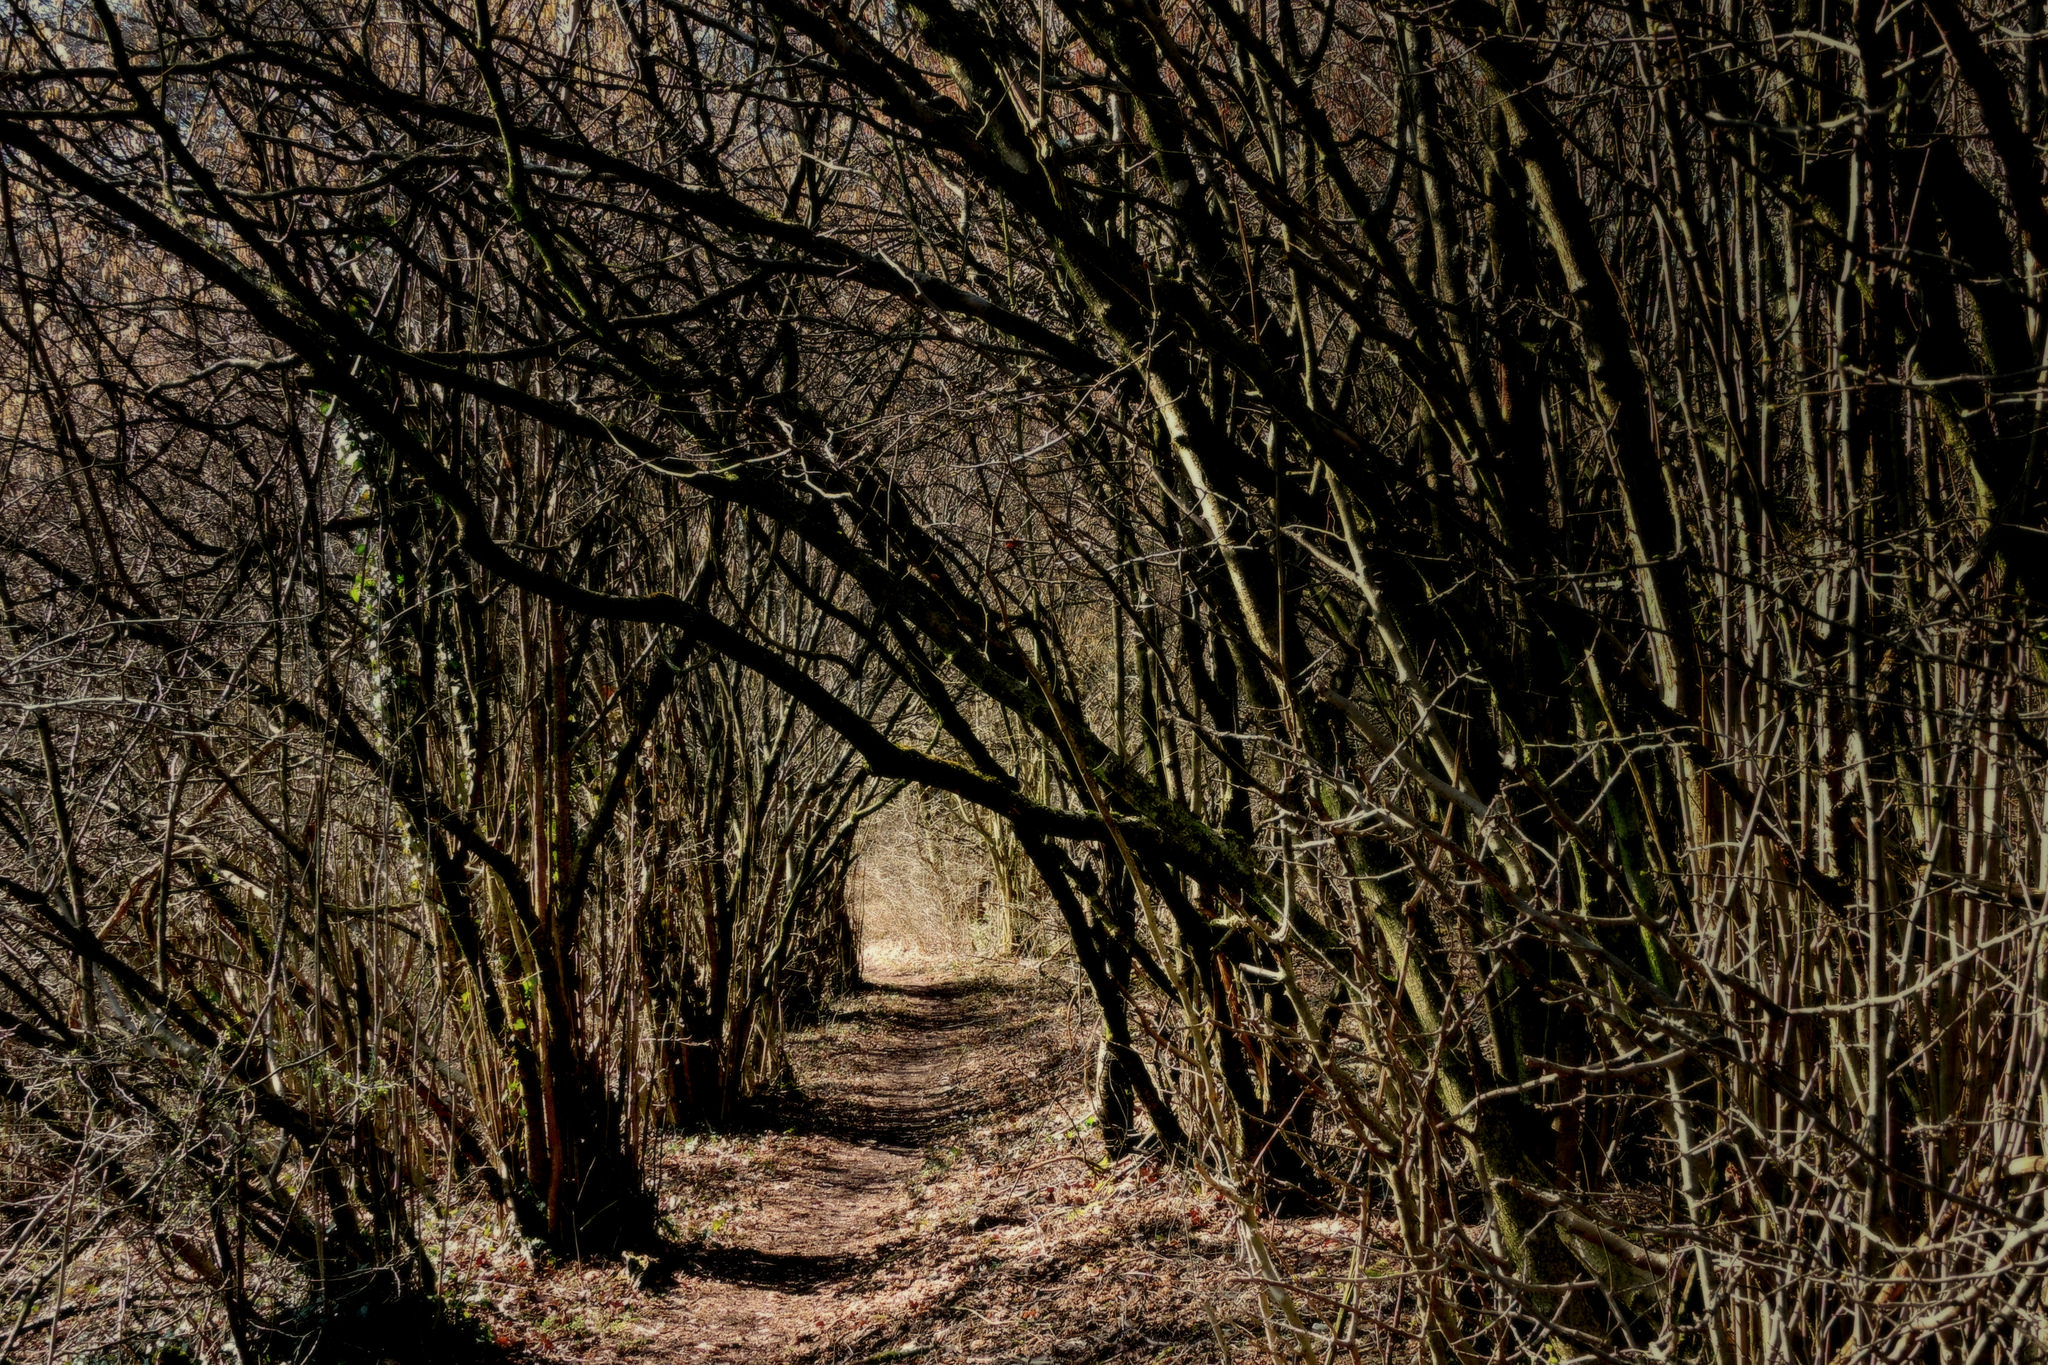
[
  {"left": 669, "top": 1245, "right": 864, "bottom": 1292},
  {"left": 643, "top": 962, "right": 1050, "bottom": 1357},
  {"left": 741, "top": 971, "right": 1039, "bottom": 1151}
]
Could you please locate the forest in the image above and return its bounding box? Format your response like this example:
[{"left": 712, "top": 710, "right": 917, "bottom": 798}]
[{"left": 3, "top": 0, "right": 2048, "bottom": 1360}]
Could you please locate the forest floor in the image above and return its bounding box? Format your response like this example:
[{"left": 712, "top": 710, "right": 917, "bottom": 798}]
[{"left": 437, "top": 952, "right": 1359, "bottom": 1364}]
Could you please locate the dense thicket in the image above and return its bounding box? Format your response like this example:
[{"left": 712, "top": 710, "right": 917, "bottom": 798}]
[{"left": 4, "top": 0, "right": 2048, "bottom": 1360}]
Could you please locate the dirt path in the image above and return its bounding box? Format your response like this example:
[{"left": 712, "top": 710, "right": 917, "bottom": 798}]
[
  {"left": 482, "top": 958, "right": 1295, "bottom": 1364},
  {"left": 626, "top": 964, "right": 1005, "bottom": 1362}
]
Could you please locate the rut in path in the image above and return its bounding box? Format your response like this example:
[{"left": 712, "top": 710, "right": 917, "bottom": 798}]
[{"left": 633, "top": 963, "right": 1006, "bottom": 1362}]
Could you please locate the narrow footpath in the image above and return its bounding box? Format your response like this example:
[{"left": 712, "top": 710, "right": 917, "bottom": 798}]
[
  {"left": 636, "top": 966, "right": 995, "bottom": 1360},
  {"left": 470, "top": 957, "right": 1307, "bottom": 1364}
]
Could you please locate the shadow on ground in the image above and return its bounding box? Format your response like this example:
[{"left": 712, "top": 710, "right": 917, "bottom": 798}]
[
  {"left": 738, "top": 970, "right": 1058, "bottom": 1150},
  {"left": 665, "top": 1245, "right": 866, "bottom": 1292}
]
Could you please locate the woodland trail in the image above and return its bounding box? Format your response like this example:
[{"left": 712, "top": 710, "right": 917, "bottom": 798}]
[
  {"left": 485, "top": 956, "right": 1281, "bottom": 1365},
  {"left": 626, "top": 963, "right": 1007, "bottom": 1362}
]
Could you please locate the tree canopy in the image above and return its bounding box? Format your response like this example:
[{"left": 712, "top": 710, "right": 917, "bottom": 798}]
[{"left": 4, "top": 0, "right": 2048, "bottom": 1359}]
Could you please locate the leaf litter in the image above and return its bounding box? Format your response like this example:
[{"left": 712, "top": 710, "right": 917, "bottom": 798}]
[{"left": 438, "top": 957, "right": 1366, "bottom": 1364}]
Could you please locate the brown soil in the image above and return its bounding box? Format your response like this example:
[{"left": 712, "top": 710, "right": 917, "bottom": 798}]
[
  {"left": 448, "top": 958, "right": 1352, "bottom": 1364},
  {"left": 631, "top": 966, "right": 1001, "bottom": 1360}
]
